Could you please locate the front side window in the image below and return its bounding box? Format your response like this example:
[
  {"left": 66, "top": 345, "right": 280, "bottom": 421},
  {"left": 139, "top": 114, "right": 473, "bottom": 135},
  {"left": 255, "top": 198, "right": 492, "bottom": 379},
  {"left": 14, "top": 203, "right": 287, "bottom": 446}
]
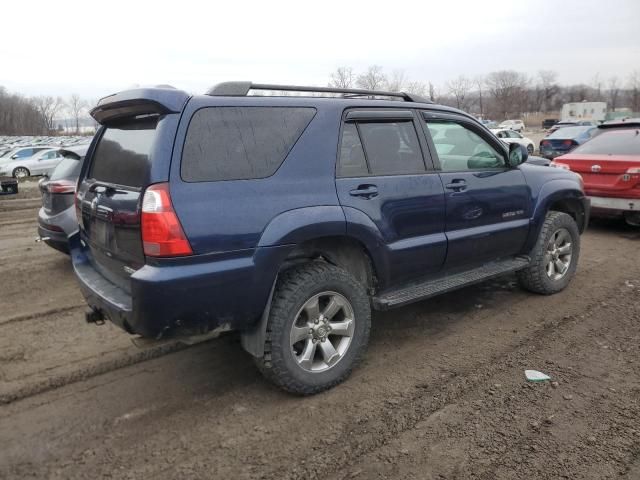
[{"left": 426, "top": 121, "right": 505, "bottom": 171}]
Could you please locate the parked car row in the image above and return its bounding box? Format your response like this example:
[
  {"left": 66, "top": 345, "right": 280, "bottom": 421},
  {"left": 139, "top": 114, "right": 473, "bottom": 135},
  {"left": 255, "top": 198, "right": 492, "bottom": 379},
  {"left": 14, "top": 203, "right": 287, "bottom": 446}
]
[{"left": 0, "top": 139, "right": 91, "bottom": 178}]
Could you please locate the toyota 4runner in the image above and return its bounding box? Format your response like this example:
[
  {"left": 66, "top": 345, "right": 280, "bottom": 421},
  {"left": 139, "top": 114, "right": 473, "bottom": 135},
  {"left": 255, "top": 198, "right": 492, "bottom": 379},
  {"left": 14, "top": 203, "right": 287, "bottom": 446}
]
[{"left": 72, "top": 82, "right": 589, "bottom": 394}]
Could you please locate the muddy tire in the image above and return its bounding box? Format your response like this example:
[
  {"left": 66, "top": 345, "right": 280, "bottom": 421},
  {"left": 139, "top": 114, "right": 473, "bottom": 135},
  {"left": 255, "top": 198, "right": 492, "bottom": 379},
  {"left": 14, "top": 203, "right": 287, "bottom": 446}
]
[
  {"left": 517, "top": 211, "right": 580, "bottom": 295},
  {"left": 256, "top": 262, "right": 371, "bottom": 395}
]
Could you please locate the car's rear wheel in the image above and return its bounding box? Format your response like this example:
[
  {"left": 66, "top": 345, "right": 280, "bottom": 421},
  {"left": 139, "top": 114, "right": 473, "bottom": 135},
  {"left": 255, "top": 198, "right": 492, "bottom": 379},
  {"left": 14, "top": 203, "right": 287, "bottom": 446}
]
[
  {"left": 517, "top": 211, "right": 580, "bottom": 295},
  {"left": 256, "top": 262, "right": 371, "bottom": 395},
  {"left": 12, "top": 167, "right": 30, "bottom": 179}
]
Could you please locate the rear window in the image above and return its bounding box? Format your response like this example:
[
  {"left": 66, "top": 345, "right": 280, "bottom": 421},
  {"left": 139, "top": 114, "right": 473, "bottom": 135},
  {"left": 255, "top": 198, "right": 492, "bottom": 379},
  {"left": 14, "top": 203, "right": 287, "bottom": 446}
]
[
  {"left": 548, "top": 126, "right": 591, "bottom": 138},
  {"left": 50, "top": 157, "right": 81, "bottom": 181},
  {"left": 181, "top": 107, "right": 316, "bottom": 182},
  {"left": 572, "top": 130, "right": 640, "bottom": 156},
  {"left": 88, "top": 118, "right": 157, "bottom": 187}
]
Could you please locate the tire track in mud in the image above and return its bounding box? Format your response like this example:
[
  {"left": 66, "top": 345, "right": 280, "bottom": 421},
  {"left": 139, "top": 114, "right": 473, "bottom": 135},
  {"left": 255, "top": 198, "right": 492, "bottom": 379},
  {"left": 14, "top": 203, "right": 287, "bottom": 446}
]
[
  {"left": 310, "top": 277, "right": 640, "bottom": 480},
  {"left": 0, "top": 340, "right": 189, "bottom": 405},
  {"left": 0, "top": 304, "right": 85, "bottom": 327}
]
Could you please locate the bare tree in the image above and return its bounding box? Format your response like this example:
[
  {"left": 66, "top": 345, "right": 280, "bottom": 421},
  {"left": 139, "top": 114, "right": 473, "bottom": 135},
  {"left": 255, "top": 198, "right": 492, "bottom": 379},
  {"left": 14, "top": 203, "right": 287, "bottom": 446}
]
[
  {"left": 356, "top": 65, "right": 387, "bottom": 91},
  {"left": 608, "top": 76, "right": 620, "bottom": 111},
  {"left": 628, "top": 71, "right": 640, "bottom": 113},
  {"left": 66, "top": 93, "right": 87, "bottom": 134},
  {"left": 428, "top": 82, "right": 437, "bottom": 102},
  {"left": 447, "top": 75, "right": 473, "bottom": 110},
  {"left": 538, "top": 70, "right": 559, "bottom": 113},
  {"left": 33, "top": 95, "right": 64, "bottom": 132},
  {"left": 405, "top": 81, "right": 427, "bottom": 97},
  {"left": 385, "top": 70, "right": 407, "bottom": 92},
  {"left": 591, "top": 73, "right": 603, "bottom": 101},
  {"left": 475, "top": 76, "right": 485, "bottom": 116},
  {"left": 328, "top": 67, "right": 355, "bottom": 89},
  {"left": 485, "top": 70, "right": 528, "bottom": 118}
]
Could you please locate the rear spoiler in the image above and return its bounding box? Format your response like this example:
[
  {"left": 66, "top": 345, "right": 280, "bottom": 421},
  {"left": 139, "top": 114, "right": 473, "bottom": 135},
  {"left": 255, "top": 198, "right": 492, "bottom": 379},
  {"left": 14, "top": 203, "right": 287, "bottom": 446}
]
[{"left": 90, "top": 87, "right": 190, "bottom": 125}]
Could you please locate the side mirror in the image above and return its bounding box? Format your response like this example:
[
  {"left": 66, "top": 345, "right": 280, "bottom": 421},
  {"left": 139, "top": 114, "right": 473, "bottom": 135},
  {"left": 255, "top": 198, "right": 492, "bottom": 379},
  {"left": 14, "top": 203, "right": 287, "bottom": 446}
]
[
  {"left": 509, "top": 143, "right": 528, "bottom": 166},
  {"left": 11, "top": 154, "right": 18, "bottom": 159}
]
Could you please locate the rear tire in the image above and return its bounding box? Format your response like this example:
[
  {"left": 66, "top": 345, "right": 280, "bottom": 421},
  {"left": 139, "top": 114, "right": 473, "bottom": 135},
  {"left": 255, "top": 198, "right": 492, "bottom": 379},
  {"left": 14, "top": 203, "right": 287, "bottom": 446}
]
[
  {"left": 517, "top": 211, "right": 580, "bottom": 295},
  {"left": 256, "top": 262, "right": 371, "bottom": 395}
]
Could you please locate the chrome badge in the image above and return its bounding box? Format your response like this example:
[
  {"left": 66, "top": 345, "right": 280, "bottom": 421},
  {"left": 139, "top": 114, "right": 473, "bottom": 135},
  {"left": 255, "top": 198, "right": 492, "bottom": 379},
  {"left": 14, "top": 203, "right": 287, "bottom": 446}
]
[{"left": 591, "top": 164, "right": 602, "bottom": 173}]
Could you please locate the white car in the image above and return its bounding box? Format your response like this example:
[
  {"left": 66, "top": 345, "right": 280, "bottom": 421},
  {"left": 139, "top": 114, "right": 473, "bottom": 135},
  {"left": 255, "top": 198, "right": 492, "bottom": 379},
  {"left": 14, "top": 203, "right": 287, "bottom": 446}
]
[
  {"left": 491, "top": 128, "right": 535, "bottom": 155},
  {"left": 0, "top": 148, "right": 64, "bottom": 178},
  {"left": 498, "top": 119, "right": 525, "bottom": 132}
]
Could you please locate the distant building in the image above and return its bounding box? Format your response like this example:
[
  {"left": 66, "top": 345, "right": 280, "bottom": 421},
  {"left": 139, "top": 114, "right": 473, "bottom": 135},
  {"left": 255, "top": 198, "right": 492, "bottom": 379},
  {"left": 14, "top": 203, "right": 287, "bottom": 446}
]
[{"left": 561, "top": 101, "right": 607, "bottom": 123}]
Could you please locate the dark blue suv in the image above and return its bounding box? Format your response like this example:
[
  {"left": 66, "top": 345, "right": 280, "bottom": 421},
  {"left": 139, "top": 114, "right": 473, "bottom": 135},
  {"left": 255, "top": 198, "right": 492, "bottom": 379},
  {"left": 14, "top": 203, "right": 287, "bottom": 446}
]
[{"left": 72, "top": 82, "right": 589, "bottom": 394}]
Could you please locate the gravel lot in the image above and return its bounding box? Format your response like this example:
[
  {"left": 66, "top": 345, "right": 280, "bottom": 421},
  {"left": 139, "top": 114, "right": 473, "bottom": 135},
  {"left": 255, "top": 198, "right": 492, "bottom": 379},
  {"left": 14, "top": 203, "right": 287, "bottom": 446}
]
[{"left": 1, "top": 187, "right": 639, "bottom": 479}]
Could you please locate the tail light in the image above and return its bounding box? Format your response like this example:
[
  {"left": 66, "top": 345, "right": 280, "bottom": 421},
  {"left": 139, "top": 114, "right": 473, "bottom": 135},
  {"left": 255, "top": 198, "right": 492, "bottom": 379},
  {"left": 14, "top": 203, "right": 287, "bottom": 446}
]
[
  {"left": 626, "top": 167, "right": 640, "bottom": 174},
  {"left": 562, "top": 140, "right": 575, "bottom": 147},
  {"left": 550, "top": 161, "right": 571, "bottom": 171},
  {"left": 541, "top": 140, "right": 551, "bottom": 146},
  {"left": 47, "top": 179, "right": 76, "bottom": 194},
  {"left": 141, "top": 183, "right": 193, "bottom": 257}
]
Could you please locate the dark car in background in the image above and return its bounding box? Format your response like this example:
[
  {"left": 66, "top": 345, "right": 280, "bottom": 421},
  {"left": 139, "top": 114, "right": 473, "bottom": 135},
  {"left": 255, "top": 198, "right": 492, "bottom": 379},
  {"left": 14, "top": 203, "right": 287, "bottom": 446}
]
[
  {"left": 1, "top": 176, "right": 19, "bottom": 195},
  {"left": 551, "top": 119, "right": 640, "bottom": 226},
  {"left": 547, "top": 120, "right": 595, "bottom": 135},
  {"left": 37, "top": 144, "right": 89, "bottom": 253},
  {"left": 540, "top": 125, "right": 597, "bottom": 159},
  {"left": 542, "top": 118, "right": 559, "bottom": 130}
]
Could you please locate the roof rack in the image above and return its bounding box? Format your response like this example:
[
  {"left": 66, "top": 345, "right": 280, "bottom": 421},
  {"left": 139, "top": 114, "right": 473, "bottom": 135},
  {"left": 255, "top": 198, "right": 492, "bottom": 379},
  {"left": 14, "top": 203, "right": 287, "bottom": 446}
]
[{"left": 205, "top": 81, "right": 432, "bottom": 104}]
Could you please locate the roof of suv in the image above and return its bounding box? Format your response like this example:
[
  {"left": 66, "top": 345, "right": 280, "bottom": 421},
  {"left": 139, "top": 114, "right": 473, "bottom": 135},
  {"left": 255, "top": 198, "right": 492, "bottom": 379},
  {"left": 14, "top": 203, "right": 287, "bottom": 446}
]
[{"left": 91, "top": 82, "right": 473, "bottom": 125}]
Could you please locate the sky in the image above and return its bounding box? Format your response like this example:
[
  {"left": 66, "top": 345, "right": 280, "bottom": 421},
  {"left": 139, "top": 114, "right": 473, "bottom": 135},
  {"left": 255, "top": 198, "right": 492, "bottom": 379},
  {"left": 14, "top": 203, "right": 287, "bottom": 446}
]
[{"left": 1, "top": 0, "right": 639, "bottom": 101}]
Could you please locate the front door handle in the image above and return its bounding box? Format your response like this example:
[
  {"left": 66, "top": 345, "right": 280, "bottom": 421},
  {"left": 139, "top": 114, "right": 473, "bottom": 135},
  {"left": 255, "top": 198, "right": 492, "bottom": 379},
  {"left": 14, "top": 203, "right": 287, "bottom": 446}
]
[
  {"left": 445, "top": 179, "right": 467, "bottom": 192},
  {"left": 349, "top": 184, "right": 378, "bottom": 199}
]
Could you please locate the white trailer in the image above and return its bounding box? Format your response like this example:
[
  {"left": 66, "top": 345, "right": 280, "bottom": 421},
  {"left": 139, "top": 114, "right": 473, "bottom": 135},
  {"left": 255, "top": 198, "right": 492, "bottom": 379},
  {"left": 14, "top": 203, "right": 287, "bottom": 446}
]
[{"left": 561, "top": 101, "right": 607, "bottom": 123}]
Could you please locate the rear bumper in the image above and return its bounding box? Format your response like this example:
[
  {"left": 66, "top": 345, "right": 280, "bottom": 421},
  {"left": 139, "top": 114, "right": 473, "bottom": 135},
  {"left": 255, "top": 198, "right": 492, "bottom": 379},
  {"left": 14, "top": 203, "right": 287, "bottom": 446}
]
[
  {"left": 588, "top": 196, "right": 639, "bottom": 212},
  {"left": 71, "top": 238, "right": 291, "bottom": 338},
  {"left": 37, "top": 225, "right": 69, "bottom": 254}
]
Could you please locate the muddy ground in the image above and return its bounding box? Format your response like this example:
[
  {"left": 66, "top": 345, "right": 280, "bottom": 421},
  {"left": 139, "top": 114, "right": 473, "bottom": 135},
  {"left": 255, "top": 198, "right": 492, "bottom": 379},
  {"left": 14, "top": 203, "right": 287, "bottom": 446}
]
[{"left": 0, "top": 187, "right": 639, "bottom": 479}]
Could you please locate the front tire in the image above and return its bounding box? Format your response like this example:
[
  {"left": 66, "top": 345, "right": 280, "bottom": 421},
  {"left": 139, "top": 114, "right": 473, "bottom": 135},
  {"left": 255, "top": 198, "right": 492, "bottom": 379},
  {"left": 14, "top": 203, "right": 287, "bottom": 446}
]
[
  {"left": 256, "top": 262, "right": 371, "bottom": 395},
  {"left": 517, "top": 211, "right": 580, "bottom": 295},
  {"left": 12, "top": 167, "right": 30, "bottom": 179}
]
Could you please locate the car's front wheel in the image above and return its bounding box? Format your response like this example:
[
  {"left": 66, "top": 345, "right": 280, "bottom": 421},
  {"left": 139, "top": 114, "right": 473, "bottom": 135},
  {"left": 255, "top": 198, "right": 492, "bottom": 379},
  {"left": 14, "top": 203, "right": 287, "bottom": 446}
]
[
  {"left": 517, "top": 211, "right": 580, "bottom": 294},
  {"left": 256, "top": 262, "right": 371, "bottom": 395},
  {"left": 12, "top": 167, "right": 30, "bottom": 179}
]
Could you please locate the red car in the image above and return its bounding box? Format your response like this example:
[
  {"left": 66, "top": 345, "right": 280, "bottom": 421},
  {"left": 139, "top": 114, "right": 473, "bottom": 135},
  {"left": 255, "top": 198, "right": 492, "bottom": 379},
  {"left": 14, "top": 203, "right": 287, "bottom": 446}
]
[{"left": 551, "top": 120, "right": 640, "bottom": 226}]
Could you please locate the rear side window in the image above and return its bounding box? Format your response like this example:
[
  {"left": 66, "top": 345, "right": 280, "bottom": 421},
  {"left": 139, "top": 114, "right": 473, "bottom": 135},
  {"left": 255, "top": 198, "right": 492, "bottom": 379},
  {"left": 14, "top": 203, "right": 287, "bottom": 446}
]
[
  {"left": 339, "top": 121, "right": 425, "bottom": 176},
  {"left": 181, "top": 107, "right": 316, "bottom": 182},
  {"left": 89, "top": 118, "right": 157, "bottom": 187}
]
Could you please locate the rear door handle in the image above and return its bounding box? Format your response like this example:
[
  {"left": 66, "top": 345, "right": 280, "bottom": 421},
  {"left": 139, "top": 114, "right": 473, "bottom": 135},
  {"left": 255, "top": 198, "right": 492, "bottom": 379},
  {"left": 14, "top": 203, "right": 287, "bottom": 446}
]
[
  {"left": 349, "top": 184, "right": 378, "bottom": 199},
  {"left": 445, "top": 179, "right": 467, "bottom": 192}
]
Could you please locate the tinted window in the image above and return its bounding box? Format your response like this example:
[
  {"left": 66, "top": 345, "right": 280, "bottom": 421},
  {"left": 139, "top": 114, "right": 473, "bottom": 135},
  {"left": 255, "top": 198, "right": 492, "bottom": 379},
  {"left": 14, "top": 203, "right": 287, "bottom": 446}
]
[
  {"left": 16, "top": 148, "right": 34, "bottom": 158},
  {"left": 89, "top": 118, "right": 157, "bottom": 187},
  {"left": 426, "top": 121, "right": 505, "bottom": 171},
  {"left": 338, "top": 123, "right": 367, "bottom": 177},
  {"left": 182, "top": 107, "right": 316, "bottom": 182},
  {"left": 572, "top": 130, "right": 640, "bottom": 156},
  {"left": 50, "top": 157, "right": 81, "bottom": 181},
  {"left": 358, "top": 121, "right": 425, "bottom": 175}
]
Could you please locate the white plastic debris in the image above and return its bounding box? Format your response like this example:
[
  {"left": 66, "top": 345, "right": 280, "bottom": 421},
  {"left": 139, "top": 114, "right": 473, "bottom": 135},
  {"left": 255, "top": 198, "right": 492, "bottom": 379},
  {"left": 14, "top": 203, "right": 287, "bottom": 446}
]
[{"left": 525, "top": 370, "right": 551, "bottom": 382}]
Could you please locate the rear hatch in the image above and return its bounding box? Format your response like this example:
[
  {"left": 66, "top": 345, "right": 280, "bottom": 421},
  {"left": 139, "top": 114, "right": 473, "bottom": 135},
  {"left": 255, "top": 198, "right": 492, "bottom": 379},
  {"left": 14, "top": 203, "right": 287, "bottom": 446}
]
[{"left": 556, "top": 153, "right": 640, "bottom": 196}]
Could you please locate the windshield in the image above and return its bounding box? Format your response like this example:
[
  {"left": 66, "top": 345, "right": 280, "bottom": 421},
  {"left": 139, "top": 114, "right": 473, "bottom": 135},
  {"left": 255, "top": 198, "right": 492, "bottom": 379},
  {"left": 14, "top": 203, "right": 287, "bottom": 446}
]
[
  {"left": 572, "top": 130, "right": 640, "bottom": 156},
  {"left": 548, "top": 126, "right": 591, "bottom": 139}
]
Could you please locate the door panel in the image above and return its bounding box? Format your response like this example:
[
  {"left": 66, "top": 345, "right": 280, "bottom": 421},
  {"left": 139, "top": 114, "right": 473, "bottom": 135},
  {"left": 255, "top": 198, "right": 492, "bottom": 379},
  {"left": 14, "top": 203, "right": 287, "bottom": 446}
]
[
  {"left": 337, "top": 175, "right": 446, "bottom": 285},
  {"left": 336, "top": 113, "right": 446, "bottom": 287},
  {"left": 422, "top": 114, "right": 532, "bottom": 269}
]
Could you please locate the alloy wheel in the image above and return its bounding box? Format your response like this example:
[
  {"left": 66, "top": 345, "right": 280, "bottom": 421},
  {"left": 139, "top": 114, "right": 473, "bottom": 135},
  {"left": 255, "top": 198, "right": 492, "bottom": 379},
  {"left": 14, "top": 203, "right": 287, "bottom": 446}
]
[{"left": 545, "top": 228, "right": 572, "bottom": 280}]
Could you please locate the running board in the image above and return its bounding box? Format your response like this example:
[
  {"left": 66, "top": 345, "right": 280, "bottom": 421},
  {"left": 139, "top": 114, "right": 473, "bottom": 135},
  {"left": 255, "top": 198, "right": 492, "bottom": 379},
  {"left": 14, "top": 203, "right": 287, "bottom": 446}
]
[{"left": 373, "top": 256, "right": 530, "bottom": 310}]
